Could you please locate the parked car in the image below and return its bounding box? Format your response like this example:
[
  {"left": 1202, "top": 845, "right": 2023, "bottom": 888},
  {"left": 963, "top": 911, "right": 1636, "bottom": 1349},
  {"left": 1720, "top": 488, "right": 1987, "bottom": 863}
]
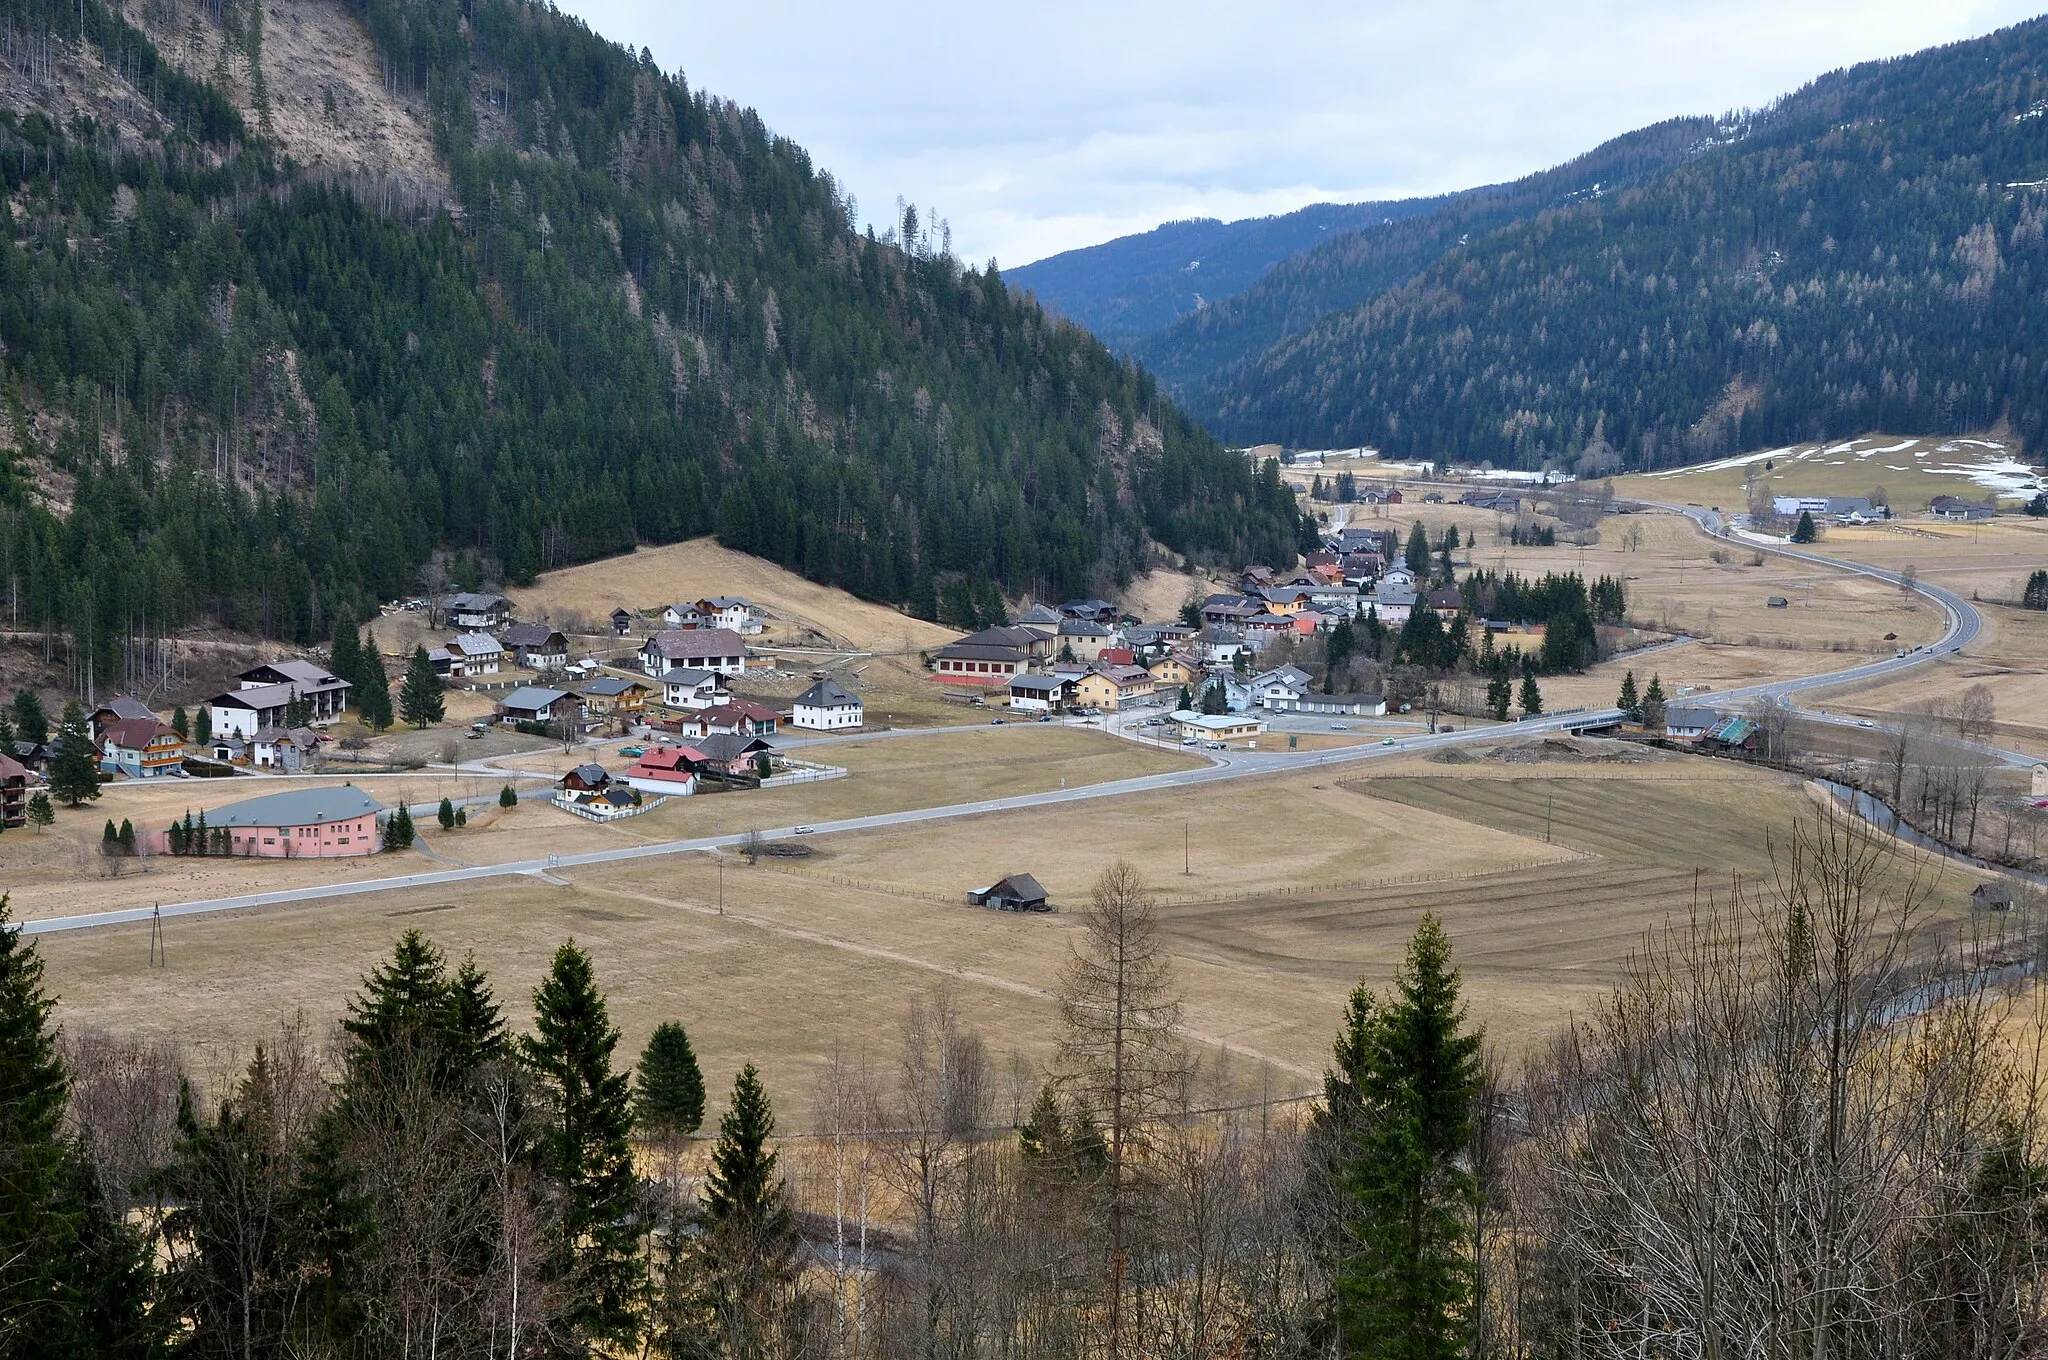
[
  {"left": 619, "top": 745, "right": 646, "bottom": 757},
  {"left": 1181, "top": 737, "right": 1201, "bottom": 746},
  {"left": 1204, "top": 741, "right": 1225, "bottom": 750}
]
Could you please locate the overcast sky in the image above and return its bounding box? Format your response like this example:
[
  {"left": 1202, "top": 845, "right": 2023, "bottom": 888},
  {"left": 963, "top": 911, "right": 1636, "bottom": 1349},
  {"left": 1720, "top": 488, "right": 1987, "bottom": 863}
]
[{"left": 556, "top": 1, "right": 2042, "bottom": 268}]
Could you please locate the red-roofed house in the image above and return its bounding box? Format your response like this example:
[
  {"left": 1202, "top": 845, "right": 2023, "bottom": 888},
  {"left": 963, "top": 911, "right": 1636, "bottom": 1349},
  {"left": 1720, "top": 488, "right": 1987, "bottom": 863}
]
[
  {"left": 620, "top": 747, "right": 702, "bottom": 797},
  {"left": 99, "top": 718, "right": 186, "bottom": 779}
]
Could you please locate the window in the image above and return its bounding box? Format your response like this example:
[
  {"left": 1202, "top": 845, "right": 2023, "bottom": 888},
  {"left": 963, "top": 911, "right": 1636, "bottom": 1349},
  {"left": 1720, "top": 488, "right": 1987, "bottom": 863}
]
[
  {"left": 338, "top": 838, "right": 350, "bottom": 845},
  {"left": 264, "top": 837, "right": 275, "bottom": 845}
]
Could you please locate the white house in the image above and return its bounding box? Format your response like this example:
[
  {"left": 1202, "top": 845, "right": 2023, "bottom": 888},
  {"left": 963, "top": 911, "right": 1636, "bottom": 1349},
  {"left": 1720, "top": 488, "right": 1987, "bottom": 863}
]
[
  {"left": 1007, "top": 673, "right": 1073, "bottom": 713},
  {"left": 701, "top": 596, "right": 760, "bottom": 633},
  {"left": 791, "top": 679, "right": 863, "bottom": 731},
  {"left": 661, "top": 602, "right": 707, "bottom": 628},
  {"left": 1252, "top": 665, "right": 1314, "bottom": 710},
  {"left": 500, "top": 623, "right": 568, "bottom": 671},
  {"left": 1268, "top": 692, "right": 1388, "bottom": 717},
  {"left": 449, "top": 632, "right": 505, "bottom": 674},
  {"left": 660, "top": 667, "right": 727, "bottom": 710},
  {"left": 208, "top": 683, "right": 303, "bottom": 741},
  {"left": 641, "top": 629, "right": 747, "bottom": 678}
]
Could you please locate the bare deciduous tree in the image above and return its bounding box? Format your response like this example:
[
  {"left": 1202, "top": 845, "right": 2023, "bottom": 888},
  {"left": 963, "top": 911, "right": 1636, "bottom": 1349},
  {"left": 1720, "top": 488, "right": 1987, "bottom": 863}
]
[{"left": 1058, "top": 860, "right": 1188, "bottom": 1357}]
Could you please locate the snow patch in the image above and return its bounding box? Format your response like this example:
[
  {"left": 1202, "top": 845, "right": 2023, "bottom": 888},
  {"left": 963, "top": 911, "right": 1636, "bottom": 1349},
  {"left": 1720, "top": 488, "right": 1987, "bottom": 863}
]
[{"left": 1643, "top": 446, "right": 1799, "bottom": 477}]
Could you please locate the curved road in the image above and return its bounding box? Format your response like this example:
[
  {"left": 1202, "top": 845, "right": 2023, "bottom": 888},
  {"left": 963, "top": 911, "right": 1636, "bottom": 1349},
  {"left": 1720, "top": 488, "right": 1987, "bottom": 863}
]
[{"left": 20, "top": 508, "right": 1996, "bottom": 937}]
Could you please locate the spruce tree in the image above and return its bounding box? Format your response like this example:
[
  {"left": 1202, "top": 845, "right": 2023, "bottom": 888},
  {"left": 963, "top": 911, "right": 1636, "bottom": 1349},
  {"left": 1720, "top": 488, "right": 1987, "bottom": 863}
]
[
  {"left": 170, "top": 706, "right": 189, "bottom": 740},
  {"left": 1335, "top": 916, "right": 1483, "bottom": 1360},
  {"left": 500, "top": 784, "right": 519, "bottom": 808},
  {"left": 47, "top": 703, "right": 101, "bottom": 807},
  {"left": 635, "top": 1021, "right": 706, "bottom": 1138},
  {"left": 329, "top": 606, "right": 363, "bottom": 696},
  {"left": 1486, "top": 672, "right": 1512, "bottom": 722},
  {"left": 1641, "top": 673, "right": 1668, "bottom": 731},
  {"left": 118, "top": 819, "right": 135, "bottom": 856},
  {"left": 437, "top": 797, "right": 456, "bottom": 831},
  {"left": 382, "top": 804, "right": 414, "bottom": 850},
  {"left": 25, "top": 792, "right": 53, "bottom": 833},
  {"left": 1792, "top": 509, "right": 1818, "bottom": 543},
  {"left": 521, "top": 942, "right": 641, "bottom": 1345},
  {"left": 442, "top": 955, "right": 507, "bottom": 1076},
  {"left": 1404, "top": 520, "right": 1431, "bottom": 574},
  {"left": 10, "top": 689, "right": 47, "bottom": 745},
  {"left": 399, "top": 646, "right": 445, "bottom": 728},
  {"left": 0, "top": 895, "right": 155, "bottom": 1355},
  {"left": 194, "top": 705, "right": 212, "bottom": 748},
  {"left": 702, "top": 1063, "right": 799, "bottom": 1349},
  {"left": 2022, "top": 569, "right": 2048, "bottom": 611},
  {"left": 358, "top": 646, "right": 394, "bottom": 732},
  {"left": 343, "top": 929, "right": 451, "bottom": 1056},
  {"left": 1518, "top": 673, "right": 1543, "bottom": 716},
  {"left": 1617, "top": 669, "right": 1640, "bottom": 720}
]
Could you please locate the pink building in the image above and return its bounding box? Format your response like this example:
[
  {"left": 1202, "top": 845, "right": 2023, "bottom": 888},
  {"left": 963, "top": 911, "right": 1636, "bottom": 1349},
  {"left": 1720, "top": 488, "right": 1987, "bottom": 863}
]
[{"left": 152, "top": 785, "right": 387, "bottom": 858}]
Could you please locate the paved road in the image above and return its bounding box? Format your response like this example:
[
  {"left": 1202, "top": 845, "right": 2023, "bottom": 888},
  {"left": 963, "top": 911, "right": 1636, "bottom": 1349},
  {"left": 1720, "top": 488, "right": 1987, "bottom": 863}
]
[{"left": 20, "top": 507, "right": 1997, "bottom": 938}]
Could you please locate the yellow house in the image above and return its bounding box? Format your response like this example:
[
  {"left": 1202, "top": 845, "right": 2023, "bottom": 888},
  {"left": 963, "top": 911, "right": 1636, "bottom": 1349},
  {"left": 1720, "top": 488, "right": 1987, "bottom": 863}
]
[
  {"left": 581, "top": 677, "right": 650, "bottom": 718},
  {"left": 1257, "top": 588, "right": 1313, "bottom": 616},
  {"left": 1149, "top": 654, "right": 1200, "bottom": 687},
  {"left": 1074, "top": 665, "right": 1156, "bottom": 711}
]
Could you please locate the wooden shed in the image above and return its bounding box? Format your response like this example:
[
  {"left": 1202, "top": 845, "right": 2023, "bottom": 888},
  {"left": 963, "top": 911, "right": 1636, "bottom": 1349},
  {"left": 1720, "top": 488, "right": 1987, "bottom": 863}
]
[{"left": 967, "top": 873, "right": 1052, "bottom": 913}]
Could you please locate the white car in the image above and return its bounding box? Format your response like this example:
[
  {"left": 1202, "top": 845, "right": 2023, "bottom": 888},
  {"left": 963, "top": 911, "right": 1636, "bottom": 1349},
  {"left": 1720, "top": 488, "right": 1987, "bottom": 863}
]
[
  {"left": 791, "top": 825, "right": 815, "bottom": 835},
  {"left": 1858, "top": 719, "right": 1876, "bottom": 729}
]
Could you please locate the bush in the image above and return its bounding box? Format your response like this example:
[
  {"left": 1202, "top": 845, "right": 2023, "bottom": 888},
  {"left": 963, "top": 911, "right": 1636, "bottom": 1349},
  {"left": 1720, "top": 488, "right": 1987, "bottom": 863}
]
[{"left": 500, "top": 784, "right": 519, "bottom": 808}]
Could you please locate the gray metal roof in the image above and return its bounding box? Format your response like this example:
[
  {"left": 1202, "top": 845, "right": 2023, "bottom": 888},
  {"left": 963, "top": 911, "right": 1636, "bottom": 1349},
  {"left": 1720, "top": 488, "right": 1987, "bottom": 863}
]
[
  {"left": 796, "top": 679, "right": 860, "bottom": 708},
  {"left": 500, "top": 686, "right": 573, "bottom": 711},
  {"left": 188, "top": 786, "right": 385, "bottom": 829}
]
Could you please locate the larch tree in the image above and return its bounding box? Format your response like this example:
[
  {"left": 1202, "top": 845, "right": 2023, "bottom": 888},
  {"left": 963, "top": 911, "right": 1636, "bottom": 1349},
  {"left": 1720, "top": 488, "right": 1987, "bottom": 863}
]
[{"left": 1057, "top": 859, "right": 1187, "bottom": 1357}]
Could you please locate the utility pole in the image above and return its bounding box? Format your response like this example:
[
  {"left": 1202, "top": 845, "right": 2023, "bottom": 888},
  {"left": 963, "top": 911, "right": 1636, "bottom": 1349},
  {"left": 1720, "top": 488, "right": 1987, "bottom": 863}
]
[
  {"left": 148, "top": 903, "right": 164, "bottom": 968},
  {"left": 1545, "top": 791, "right": 1554, "bottom": 844},
  {"left": 1184, "top": 821, "right": 1191, "bottom": 876}
]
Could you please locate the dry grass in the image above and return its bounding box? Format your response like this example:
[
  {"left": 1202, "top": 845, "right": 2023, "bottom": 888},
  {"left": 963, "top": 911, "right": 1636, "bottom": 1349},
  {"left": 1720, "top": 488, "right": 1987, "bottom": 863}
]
[
  {"left": 1612, "top": 434, "right": 2041, "bottom": 514},
  {"left": 35, "top": 747, "right": 1986, "bottom": 1126},
  {"left": 505, "top": 538, "right": 955, "bottom": 653},
  {"left": 4, "top": 728, "right": 1196, "bottom": 923}
]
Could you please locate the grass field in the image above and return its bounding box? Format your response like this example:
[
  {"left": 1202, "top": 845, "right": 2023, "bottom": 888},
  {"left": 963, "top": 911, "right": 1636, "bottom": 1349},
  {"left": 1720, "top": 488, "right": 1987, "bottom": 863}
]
[
  {"left": 1612, "top": 434, "right": 2042, "bottom": 514},
  {"left": 35, "top": 742, "right": 1993, "bottom": 1127},
  {"left": 2, "top": 727, "right": 1196, "bottom": 924},
  {"left": 504, "top": 538, "right": 957, "bottom": 652}
]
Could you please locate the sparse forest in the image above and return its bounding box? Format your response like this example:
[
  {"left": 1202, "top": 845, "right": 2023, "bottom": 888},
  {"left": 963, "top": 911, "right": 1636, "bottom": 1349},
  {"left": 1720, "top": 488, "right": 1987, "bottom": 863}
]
[{"left": 9, "top": 816, "right": 2044, "bottom": 1357}]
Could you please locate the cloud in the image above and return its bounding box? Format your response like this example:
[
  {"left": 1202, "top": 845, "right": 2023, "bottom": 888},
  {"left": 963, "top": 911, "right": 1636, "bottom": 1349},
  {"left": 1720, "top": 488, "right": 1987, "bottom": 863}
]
[{"left": 555, "top": 0, "right": 2043, "bottom": 266}]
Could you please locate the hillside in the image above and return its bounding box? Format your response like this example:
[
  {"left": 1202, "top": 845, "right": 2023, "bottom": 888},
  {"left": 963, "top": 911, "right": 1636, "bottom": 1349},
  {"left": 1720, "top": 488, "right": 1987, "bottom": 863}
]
[
  {"left": 0, "top": 0, "right": 1308, "bottom": 684},
  {"left": 1127, "top": 117, "right": 1720, "bottom": 390},
  {"left": 1183, "top": 18, "right": 2048, "bottom": 465},
  {"left": 1007, "top": 195, "right": 1456, "bottom": 349}
]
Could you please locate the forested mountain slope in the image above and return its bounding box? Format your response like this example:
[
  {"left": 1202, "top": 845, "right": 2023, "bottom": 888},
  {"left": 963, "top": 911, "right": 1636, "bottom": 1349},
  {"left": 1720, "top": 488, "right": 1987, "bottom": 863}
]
[
  {"left": 0, "top": 0, "right": 1305, "bottom": 681},
  {"left": 1190, "top": 18, "right": 2048, "bottom": 465},
  {"left": 1128, "top": 117, "right": 1720, "bottom": 390},
  {"left": 1007, "top": 195, "right": 1456, "bottom": 349}
]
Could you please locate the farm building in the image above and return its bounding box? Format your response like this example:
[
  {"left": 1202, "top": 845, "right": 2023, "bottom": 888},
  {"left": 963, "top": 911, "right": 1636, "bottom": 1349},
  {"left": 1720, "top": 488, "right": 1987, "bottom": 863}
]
[
  {"left": 149, "top": 786, "right": 385, "bottom": 858},
  {"left": 968, "top": 873, "right": 1051, "bottom": 912},
  {"left": 792, "top": 679, "right": 863, "bottom": 731}
]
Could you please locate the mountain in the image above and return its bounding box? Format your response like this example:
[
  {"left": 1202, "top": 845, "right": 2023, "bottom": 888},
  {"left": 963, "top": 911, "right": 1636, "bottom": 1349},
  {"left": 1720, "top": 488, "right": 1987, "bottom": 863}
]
[
  {"left": 1007, "top": 196, "right": 1457, "bottom": 349},
  {"left": 1174, "top": 18, "right": 2048, "bottom": 464},
  {"left": 1128, "top": 118, "right": 1722, "bottom": 391},
  {"left": 0, "top": 0, "right": 1307, "bottom": 678}
]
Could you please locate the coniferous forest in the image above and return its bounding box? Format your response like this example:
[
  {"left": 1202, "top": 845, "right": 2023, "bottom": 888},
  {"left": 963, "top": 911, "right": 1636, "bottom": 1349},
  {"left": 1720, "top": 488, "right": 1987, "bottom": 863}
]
[
  {"left": 1130, "top": 18, "right": 2048, "bottom": 467},
  {"left": 0, "top": 0, "right": 1308, "bottom": 674}
]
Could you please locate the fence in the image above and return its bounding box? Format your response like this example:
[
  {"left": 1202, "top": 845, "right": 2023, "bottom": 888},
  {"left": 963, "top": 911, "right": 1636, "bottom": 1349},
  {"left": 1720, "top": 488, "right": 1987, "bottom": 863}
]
[
  {"left": 552, "top": 792, "right": 669, "bottom": 823},
  {"left": 760, "top": 760, "right": 848, "bottom": 789}
]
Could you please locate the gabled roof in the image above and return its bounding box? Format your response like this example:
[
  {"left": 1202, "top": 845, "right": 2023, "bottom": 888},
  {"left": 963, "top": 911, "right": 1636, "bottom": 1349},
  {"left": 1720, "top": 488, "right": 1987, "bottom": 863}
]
[
  {"left": 700, "top": 596, "right": 751, "bottom": 610},
  {"left": 94, "top": 696, "right": 157, "bottom": 722},
  {"left": 985, "top": 872, "right": 1047, "bottom": 902},
  {"left": 499, "top": 686, "right": 574, "bottom": 712},
  {"left": 189, "top": 786, "right": 385, "bottom": 829},
  {"left": 658, "top": 667, "right": 721, "bottom": 686},
  {"left": 101, "top": 717, "right": 180, "bottom": 749},
  {"left": 241, "top": 659, "right": 346, "bottom": 688},
  {"left": 796, "top": 679, "right": 860, "bottom": 708},
  {"left": 500, "top": 622, "right": 567, "bottom": 648},
  {"left": 954, "top": 625, "right": 1041, "bottom": 649},
  {"left": 582, "top": 676, "right": 646, "bottom": 697},
  {"left": 443, "top": 592, "right": 511, "bottom": 613},
  {"left": 1016, "top": 603, "right": 1063, "bottom": 625},
  {"left": 645, "top": 628, "right": 746, "bottom": 657},
  {"left": 1057, "top": 620, "right": 1111, "bottom": 637},
  {"left": 1008, "top": 674, "right": 1071, "bottom": 693},
  {"left": 568, "top": 762, "right": 610, "bottom": 785},
  {"left": 694, "top": 732, "right": 772, "bottom": 763},
  {"left": 211, "top": 682, "right": 301, "bottom": 710},
  {"left": 451, "top": 631, "right": 504, "bottom": 655}
]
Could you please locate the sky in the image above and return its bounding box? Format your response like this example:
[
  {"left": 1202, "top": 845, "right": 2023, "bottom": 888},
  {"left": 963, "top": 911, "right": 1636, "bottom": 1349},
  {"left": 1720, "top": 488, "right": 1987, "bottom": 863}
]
[{"left": 554, "top": 1, "right": 2044, "bottom": 269}]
